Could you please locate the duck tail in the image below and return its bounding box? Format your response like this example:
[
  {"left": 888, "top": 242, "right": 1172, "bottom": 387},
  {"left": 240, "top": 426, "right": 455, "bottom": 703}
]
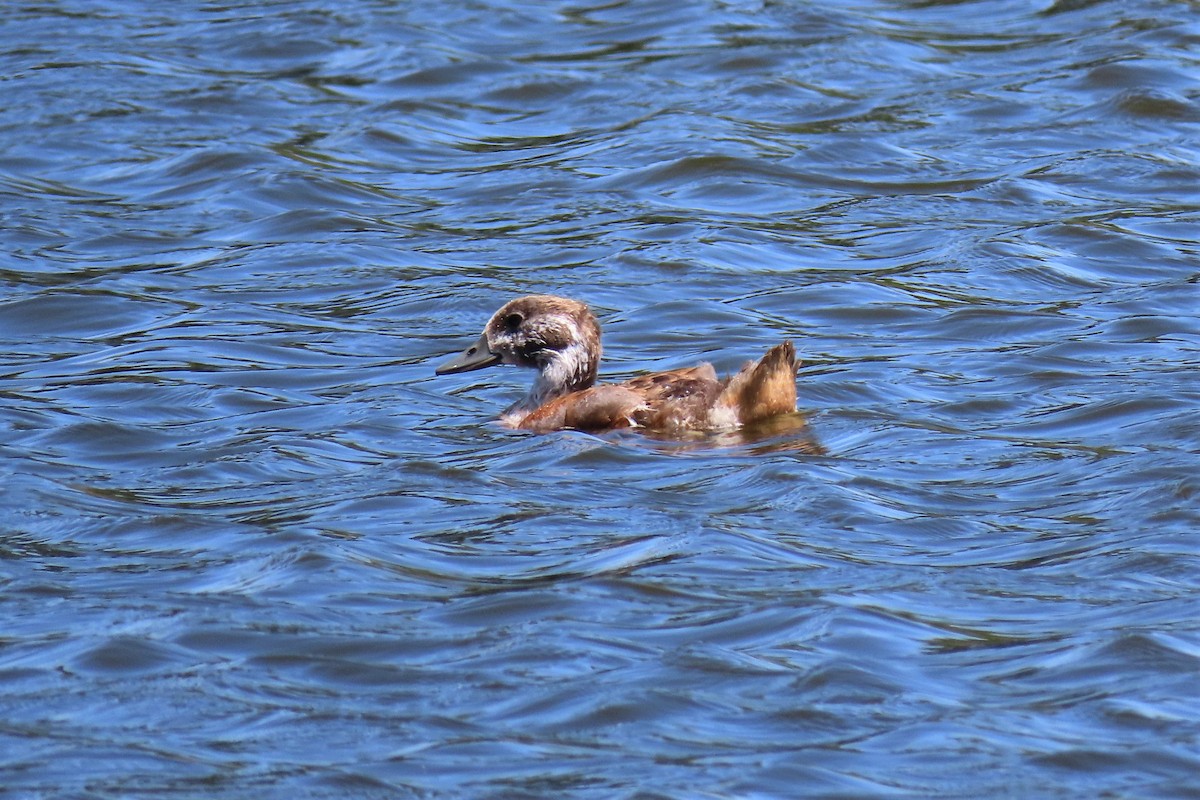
[{"left": 713, "top": 341, "right": 798, "bottom": 426}]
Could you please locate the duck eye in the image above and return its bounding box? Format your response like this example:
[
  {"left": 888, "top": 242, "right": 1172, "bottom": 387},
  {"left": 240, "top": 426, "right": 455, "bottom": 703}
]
[{"left": 503, "top": 312, "right": 524, "bottom": 331}]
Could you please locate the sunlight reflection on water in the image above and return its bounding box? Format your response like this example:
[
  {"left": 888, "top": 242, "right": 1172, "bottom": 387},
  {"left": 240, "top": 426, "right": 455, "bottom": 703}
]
[{"left": 1, "top": 0, "right": 1198, "bottom": 797}]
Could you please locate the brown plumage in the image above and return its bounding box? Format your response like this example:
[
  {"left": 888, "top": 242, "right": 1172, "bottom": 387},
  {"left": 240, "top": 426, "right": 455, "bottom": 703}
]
[{"left": 435, "top": 295, "right": 800, "bottom": 434}]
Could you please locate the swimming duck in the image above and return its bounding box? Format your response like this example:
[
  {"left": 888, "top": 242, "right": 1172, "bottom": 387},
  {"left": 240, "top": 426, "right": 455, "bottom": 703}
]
[{"left": 436, "top": 295, "right": 800, "bottom": 434}]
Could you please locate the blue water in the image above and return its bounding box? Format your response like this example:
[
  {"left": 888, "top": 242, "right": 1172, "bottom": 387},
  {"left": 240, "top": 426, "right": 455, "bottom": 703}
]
[{"left": 2, "top": 1, "right": 1198, "bottom": 797}]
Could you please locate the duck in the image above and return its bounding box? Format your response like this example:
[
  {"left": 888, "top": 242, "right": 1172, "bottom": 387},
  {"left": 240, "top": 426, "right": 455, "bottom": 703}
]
[{"left": 436, "top": 295, "right": 800, "bottom": 434}]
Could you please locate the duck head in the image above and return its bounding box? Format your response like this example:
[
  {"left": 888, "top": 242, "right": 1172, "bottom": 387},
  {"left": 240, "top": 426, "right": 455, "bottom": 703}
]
[{"left": 436, "top": 295, "right": 602, "bottom": 404}]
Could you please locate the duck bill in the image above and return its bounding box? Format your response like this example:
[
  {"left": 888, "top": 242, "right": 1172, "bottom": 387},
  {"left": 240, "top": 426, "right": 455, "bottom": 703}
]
[{"left": 435, "top": 333, "right": 502, "bottom": 375}]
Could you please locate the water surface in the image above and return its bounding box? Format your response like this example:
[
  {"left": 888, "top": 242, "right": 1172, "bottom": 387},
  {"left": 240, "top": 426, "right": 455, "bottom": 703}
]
[{"left": 1, "top": 0, "right": 1198, "bottom": 797}]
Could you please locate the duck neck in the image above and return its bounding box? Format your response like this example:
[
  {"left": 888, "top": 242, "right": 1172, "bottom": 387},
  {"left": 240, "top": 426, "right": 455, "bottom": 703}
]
[{"left": 512, "top": 340, "right": 598, "bottom": 416}]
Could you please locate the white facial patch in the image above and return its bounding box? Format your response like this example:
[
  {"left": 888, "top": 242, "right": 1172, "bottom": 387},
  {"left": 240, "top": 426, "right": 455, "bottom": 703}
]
[
  {"left": 493, "top": 311, "right": 598, "bottom": 420},
  {"left": 534, "top": 338, "right": 592, "bottom": 400}
]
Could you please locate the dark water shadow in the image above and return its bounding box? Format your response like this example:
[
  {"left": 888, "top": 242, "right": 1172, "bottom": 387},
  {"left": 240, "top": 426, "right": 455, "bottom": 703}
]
[{"left": 622, "top": 412, "right": 825, "bottom": 456}]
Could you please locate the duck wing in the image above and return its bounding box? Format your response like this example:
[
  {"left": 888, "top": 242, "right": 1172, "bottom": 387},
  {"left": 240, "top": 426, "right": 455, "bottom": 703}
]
[
  {"left": 512, "top": 351, "right": 797, "bottom": 434},
  {"left": 518, "top": 365, "right": 723, "bottom": 432},
  {"left": 516, "top": 385, "right": 648, "bottom": 432},
  {"left": 622, "top": 364, "right": 724, "bottom": 431}
]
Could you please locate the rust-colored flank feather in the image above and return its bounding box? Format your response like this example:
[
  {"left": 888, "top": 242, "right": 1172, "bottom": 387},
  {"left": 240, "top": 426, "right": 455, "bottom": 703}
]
[{"left": 435, "top": 295, "right": 800, "bottom": 434}]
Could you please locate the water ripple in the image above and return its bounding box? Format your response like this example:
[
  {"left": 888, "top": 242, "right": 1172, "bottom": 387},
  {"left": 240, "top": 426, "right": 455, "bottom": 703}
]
[{"left": 1, "top": 0, "right": 1198, "bottom": 797}]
